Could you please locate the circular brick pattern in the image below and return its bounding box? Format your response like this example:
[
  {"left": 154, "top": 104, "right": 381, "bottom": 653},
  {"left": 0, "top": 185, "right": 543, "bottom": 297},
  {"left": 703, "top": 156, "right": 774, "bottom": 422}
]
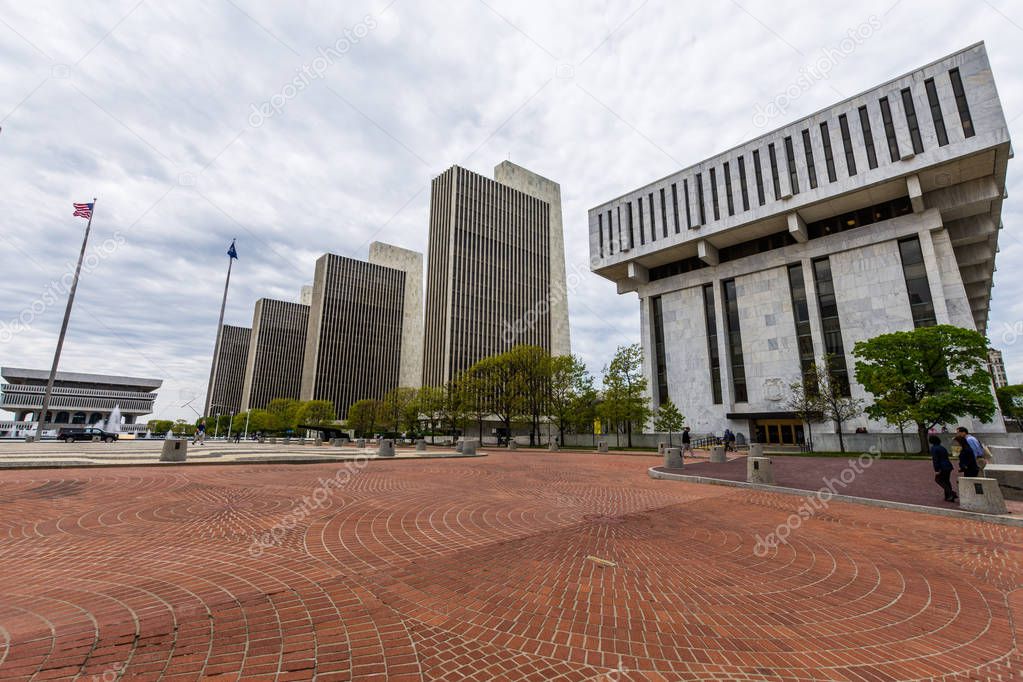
[{"left": 0, "top": 452, "right": 1020, "bottom": 680}]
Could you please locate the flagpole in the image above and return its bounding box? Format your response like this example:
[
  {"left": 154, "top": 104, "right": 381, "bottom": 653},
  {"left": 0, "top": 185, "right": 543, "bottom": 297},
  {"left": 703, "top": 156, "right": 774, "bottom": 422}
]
[
  {"left": 34, "top": 198, "right": 98, "bottom": 442},
  {"left": 204, "top": 240, "right": 235, "bottom": 417}
]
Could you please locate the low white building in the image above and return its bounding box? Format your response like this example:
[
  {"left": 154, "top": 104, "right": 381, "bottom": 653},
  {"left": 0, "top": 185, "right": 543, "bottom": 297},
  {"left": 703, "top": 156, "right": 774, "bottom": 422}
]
[{"left": 588, "top": 43, "right": 1010, "bottom": 448}]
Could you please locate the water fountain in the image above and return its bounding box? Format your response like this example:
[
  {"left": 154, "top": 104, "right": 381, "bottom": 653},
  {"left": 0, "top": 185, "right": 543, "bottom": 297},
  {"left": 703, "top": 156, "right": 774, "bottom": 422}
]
[{"left": 102, "top": 405, "right": 122, "bottom": 434}]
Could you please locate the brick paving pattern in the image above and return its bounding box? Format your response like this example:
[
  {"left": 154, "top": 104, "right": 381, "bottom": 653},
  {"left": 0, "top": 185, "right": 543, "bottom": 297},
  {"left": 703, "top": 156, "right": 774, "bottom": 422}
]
[{"left": 0, "top": 450, "right": 1020, "bottom": 680}]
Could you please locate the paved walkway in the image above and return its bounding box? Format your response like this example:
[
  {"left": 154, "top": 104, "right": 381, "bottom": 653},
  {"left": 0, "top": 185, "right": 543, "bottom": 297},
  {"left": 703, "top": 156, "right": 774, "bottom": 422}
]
[
  {"left": 0, "top": 451, "right": 1020, "bottom": 680},
  {"left": 660, "top": 454, "right": 1023, "bottom": 513}
]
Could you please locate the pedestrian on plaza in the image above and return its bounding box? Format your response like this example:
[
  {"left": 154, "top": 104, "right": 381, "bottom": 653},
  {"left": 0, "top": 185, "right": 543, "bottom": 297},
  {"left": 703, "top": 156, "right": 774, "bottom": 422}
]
[
  {"left": 723, "top": 428, "right": 735, "bottom": 452},
  {"left": 953, "top": 434, "right": 980, "bottom": 478},
  {"left": 193, "top": 419, "right": 206, "bottom": 446},
  {"left": 956, "top": 426, "right": 988, "bottom": 470},
  {"left": 929, "top": 435, "right": 957, "bottom": 502},
  {"left": 681, "top": 427, "right": 692, "bottom": 457}
]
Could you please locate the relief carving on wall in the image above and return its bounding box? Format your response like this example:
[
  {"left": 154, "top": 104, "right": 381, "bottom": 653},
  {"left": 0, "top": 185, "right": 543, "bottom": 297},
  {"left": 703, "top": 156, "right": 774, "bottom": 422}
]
[{"left": 763, "top": 377, "right": 785, "bottom": 402}]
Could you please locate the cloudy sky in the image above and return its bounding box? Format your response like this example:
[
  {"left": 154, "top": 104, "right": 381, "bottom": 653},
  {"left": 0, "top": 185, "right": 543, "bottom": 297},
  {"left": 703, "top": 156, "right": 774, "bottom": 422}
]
[{"left": 1, "top": 0, "right": 1022, "bottom": 423}]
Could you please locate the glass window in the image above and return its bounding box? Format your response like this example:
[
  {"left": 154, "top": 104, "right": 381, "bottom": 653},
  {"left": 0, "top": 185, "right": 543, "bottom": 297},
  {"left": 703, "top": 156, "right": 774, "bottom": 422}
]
[
  {"left": 637, "top": 196, "right": 645, "bottom": 245},
  {"left": 948, "top": 68, "right": 975, "bottom": 138},
  {"left": 838, "top": 114, "right": 857, "bottom": 176},
  {"left": 737, "top": 155, "right": 750, "bottom": 210},
  {"left": 858, "top": 106, "right": 878, "bottom": 169},
  {"left": 879, "top": 96, "right": 901, "bottom": 161},
  {"left": 671, "top": 183, "right": 680, "bottom": 233},
  {"left": 787, "top": 263, "right": 816, "bottom": 385},
  {"left": 752, "top": 149, "right": 766, "bottom": 205},
  {"left": 651, "top": 296, "right": 668, "bottom": 404},
  {"left": 703, "top": 284, "right": 722, "bottom": 404},
  {"left": 683, "top": 178, "right": 693, "bottom": 229},
  {"left": 722, "top": 279, "right": 747, "bottom": 402},
  {"left": 695, "top": 173, "right": 706, "bottom": 225},
  {"left": 649, "top": 192, "right": 657, "bottom": 241},
  {"left": 723, "top": 161, "right": 735, "bottom": 215},
  {"left": 812, "top": 258, "right": 851, "bottom": 396},
  {"left": 597, "top": 213, "right": 604, "bottom": 258},
  {"left": 784, "top": 136, "right": 799, "bottom": 194},
  {"left": 901, "top": 88, "right": 924, "bottom": 154},
  {"left": 710, "top": 168, "right": 720, "bottom": 221},
  {"left": 801, "top": 129, "right": 818, "bottom": 189},
  {"left": 660, "top": 188, "right": 668, "bottom": 238},
  {"left": 820, "top": 122, "right": 837, "bottom": 182},
  {"left": 768, "top": 143, "right": 781, "bottom": 199},
  {"left": 925, "top": 78, "right": 949, "bottom": 146},
  {"left": 898, "top": 237, "right": 937, "bottom": 327}
]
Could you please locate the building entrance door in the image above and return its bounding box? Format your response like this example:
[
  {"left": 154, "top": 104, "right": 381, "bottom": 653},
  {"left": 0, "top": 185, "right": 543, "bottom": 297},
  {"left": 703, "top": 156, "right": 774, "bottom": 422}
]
[{"left": 754, "top": 419, "right": 805, "bottom": 445}]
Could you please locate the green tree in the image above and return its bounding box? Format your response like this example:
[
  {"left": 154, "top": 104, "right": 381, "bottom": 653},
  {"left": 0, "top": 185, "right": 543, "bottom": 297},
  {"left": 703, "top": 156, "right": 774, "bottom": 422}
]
[
  {"left": 346, "top": 399, "right": 380, "bottom": 436},
  {"left": 600, "top": 344, "right": 651, "bottom": 448},
  {"left": 996, "top": 384, "right": 1023, "bottom": 428},
  {"left": 436, "top": 380, "right": 468, "bottom": 441},
  {"left": 377, "top": 387, "right": 418, "bottom": 434},
  {"left": 508, "top": 345, "right": 551, "bottom": 446},
  {"left": 147, "top": 419, "right": 174, "bottom": 436},
  {"left": 652, "top": 398, "right": 685, "bottom": 446},
  {"left": 297, "top": 400, "right": 336, "bottom": 427},
  {"left": 267, "top": 398, "right": 302, "bottom": 432},
  {"left": 853, "top": 325, "right": 995, "bottom": 453},
  {"left": 548, "top": 355, "right": 594, "bottom": 445},
  {"left": 459, "top": 365, "right": 492, "bottom": 440}
]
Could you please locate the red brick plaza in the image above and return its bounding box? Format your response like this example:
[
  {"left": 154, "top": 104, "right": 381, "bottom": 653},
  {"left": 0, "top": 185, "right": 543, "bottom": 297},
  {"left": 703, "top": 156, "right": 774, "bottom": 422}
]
[{"left": 0, "top": 451, "right": 1020, "bottom": 681}]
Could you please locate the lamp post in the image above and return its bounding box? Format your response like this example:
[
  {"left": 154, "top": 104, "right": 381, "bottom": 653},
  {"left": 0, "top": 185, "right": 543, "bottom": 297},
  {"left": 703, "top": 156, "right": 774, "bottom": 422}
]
[
  {"left": 243, "top": 410, "right": 251, "bottom": 441},
  {"left": 213, "top": 412, "right": 221, "bottom": 439}
]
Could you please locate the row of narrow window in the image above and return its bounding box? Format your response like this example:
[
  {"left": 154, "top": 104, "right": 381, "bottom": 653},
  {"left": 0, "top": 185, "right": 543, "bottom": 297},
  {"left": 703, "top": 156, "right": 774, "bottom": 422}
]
[
  {"left": 598, "top": 67, "right": 975, "bottom": 259},
  {"left": 650, "top": 235, "right": 933, "bottom": 406}
]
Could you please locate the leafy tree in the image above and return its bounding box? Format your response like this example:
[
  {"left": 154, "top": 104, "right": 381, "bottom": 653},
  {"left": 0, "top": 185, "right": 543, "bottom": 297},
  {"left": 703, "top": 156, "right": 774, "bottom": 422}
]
[
  {"left": 346, "top": 399, "right": 380, "bottom": 436},
  {"left": 171, "top": 419, "right": 196, "bottom": 436},
  {"left": 297, "top": 400, "right": 336, "bottom": 427},
  {"left": 508, "top": 345, "right": 551, "bottom": 446},
  {"left": 853, "top": 325, "right": 995, "bottom": 453},
  {"left": 436, "top": 380, "right": 468, "bottom": 441},
  {"left": 652, "top": 398, "right": 685, "bottom": 446},
  {"left": 378, "top": 387, "right": 419, "bottom": 433},
  {"left": 415, "top": 385, "right": 445, "bottom": 438},
  {"left": 996, "top": 384, "right": 1023, "bottom": 428},
  {"left": 459, "top": 366, "right": 492, "bottom": 440},
  {"left": 147, "top": 419, "right": 174, "bottom": 435},
  {"left": 600, "top": 344, "right": 651, "bottom": 448},
  {"left": 474, "top": 354, "right": 523, "bottom": 441},
  {"left": 267, "top": 398, "right": 303, "bottom": 432},
  {"left": 549, "top": 355, "right": 595, "bottom": 445}
]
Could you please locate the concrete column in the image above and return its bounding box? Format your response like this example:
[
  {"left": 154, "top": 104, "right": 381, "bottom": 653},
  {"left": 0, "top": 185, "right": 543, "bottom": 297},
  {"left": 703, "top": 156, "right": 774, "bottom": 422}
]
[
  {"left": 917, "top": 228, "right": 951, "bottom": 325},
  {"left": 698, "top": 240, "right": 719, "bottom": 266},
  {"left": 664, "top": 447, "right": 683, "bottom": 468},
  {"left": 787, "top": 212, "right": 808, "bottom": 243},
  {"left": 907, "top": 175, "right": 925, "bottom": 213},
  {"left": 747, "top": 457, "right": 774, "bottom": 484}
]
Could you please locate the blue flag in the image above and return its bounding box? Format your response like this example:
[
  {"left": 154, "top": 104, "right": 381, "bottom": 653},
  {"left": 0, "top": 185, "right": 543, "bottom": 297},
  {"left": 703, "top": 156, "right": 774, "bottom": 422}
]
[{"left": 227, "top": 240, "right": 238, "bottom": 260}]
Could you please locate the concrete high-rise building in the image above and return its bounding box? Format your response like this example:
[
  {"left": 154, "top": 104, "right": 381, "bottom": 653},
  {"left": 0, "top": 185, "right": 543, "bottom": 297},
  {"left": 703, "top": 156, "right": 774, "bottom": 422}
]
[
  {"left": 205, "top": 324, "right": 250, "bottom": 417},
  {"left": 240, "top": 298, "right": 309, "bottom": 412},
  {"left": 989, "top": 348, "right": 1009, "bottom": 389},
  {"left": 300, "top": 243, "right": 423, "bottom": 419},
  {"left": 422, "top": 161, "right": 570, "bottom": 387},
  {"left": 588, "top": 43, "right": 1009, "bottom": 447}
]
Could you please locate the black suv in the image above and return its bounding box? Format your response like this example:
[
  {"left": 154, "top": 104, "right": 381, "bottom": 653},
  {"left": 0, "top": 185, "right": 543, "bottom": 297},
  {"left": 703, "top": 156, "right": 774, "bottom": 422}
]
[{"left": 56, "top": 427, "right": 119, "bottom": 443}]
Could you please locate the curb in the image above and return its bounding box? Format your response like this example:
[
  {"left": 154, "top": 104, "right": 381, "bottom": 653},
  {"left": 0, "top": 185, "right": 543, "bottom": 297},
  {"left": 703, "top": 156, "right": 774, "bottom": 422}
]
[
  {"left": 648, "top": 467, "right": 1023, "bottom": 528},
  {"left": 0, "top": 452, "right": 488, "bottom": 471}
]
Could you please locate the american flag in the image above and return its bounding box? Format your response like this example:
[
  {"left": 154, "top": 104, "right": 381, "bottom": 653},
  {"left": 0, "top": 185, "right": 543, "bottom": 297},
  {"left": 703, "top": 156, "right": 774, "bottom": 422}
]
[{"left": 73, "top": 202, "right": 94, "bottom": 219}]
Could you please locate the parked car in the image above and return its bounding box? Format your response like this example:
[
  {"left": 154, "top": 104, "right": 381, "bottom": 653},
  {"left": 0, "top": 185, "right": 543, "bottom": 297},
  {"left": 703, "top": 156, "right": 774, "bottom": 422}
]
[{"left": 56, "top": 427, "right": 119, "bottom": 443}]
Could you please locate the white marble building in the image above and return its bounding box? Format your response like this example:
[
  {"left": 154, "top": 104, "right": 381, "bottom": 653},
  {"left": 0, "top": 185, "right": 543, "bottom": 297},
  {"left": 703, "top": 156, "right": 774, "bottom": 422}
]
[{"left": 588, "top": 43, "right": 1010, "bottom": 447}]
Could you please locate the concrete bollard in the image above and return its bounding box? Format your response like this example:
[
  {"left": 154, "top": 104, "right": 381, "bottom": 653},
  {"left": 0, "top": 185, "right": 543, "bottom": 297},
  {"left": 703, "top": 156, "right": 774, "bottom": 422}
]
[
  {"left": 507, "top": 441, "right": 518, "bottom": 450},
  {"left": 597, "top": 440, "right": 608, "bottom": 453},
  {"left": 749, "top": 443, "right": 764, "bottom": 458},
  {"left": 710, "top": 446, "right": 726, "bottom": 463},
  {"left": 959, "top": 477, "right": 1008, "bottom": 514},
  {"left": 356, "top": 438, "right": 366, "bottom": 449},
  {"left": 377, "top": 439, "right": 395, "bottom": 457},
  {"left": 462, "top": 440, "right": 477, "bottom": 456},
  {"left": 989, "top": 446, "right": 1023, "bottom": 465},
  {"left": 456, "top": 441, "right": 464, "bottom": 453},
  {"left": 160, "top": 439, "right": 188, "bottom": 462},
  {"left": 416, "top": 439, "right": 426, "bottom": 452},
  {"left": 747, "top": 457, "right": 774, "bottom": 485},
  {"left": 549, "top": 442, "right": 559, "bottom": 452},
  {"left": 984, "top": 464, "right": 1023, "bottom": 501},
  {"left": 658, "top": 441, "right": 667, "bottom": 455},
  {"left": 664, "top": 447, "right": 683, "bottom": 469}
]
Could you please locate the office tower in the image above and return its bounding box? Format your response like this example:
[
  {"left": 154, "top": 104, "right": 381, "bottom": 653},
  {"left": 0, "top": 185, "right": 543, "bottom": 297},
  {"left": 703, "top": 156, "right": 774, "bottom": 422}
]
[
  {"left": 205, "top": 324, "right": 250, "bottom": 417},
  {"left": 240, "top": 298, "right": 309, "bottom": 411}
]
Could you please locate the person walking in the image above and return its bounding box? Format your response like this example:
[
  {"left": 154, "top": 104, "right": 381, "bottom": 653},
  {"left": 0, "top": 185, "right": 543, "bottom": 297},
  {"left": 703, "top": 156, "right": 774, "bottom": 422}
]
[
  {"left": 193, "top": 419, "right": 206, "bottom": 446},
  {"left": 681, "top": 427, "right": 692, "bottom": 457},
  {"left": 929, "top": 435, "right": 957, "bottom": 502},
  {"left": 957, "top": 426, "right": 988, "bottom": 470},
  {"left": 723, "top": 428, "right": 735, "bottom": 452},
  {"left": 953, "top": 434, "right": 980, "bottom": 478}
]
